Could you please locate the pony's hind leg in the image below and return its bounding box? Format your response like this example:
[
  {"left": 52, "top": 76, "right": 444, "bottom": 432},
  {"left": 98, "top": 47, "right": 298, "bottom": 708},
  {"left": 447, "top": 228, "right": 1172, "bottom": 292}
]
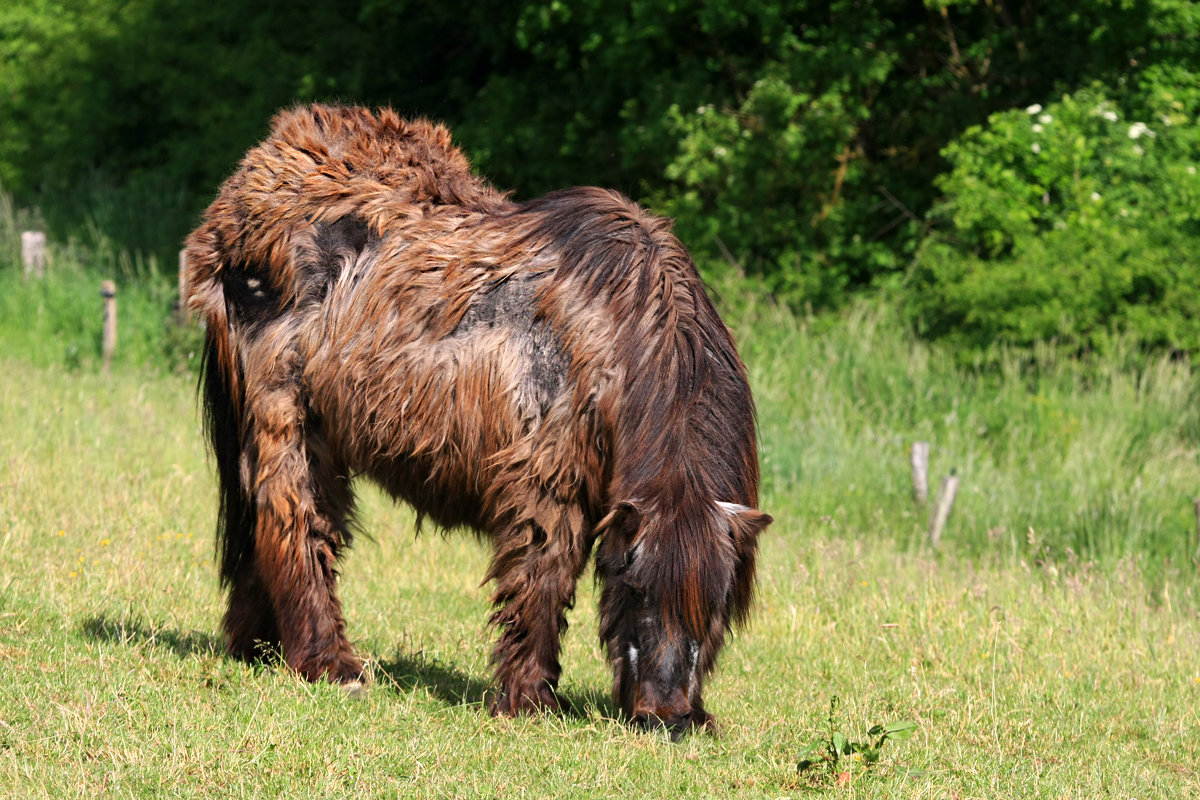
[
  {"left": 486, "top": 502, "right": 593, "bottom": 715},
  {"left": 237, "top": 350, "right": 363, "bottom": 686}
]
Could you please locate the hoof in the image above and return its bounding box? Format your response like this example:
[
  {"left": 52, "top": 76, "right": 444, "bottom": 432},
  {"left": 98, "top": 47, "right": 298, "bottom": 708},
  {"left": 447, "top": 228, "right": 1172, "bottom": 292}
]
[
  {"left": 322, "top": 655, "right": 366, "bottom": 687},
  {"left": 489, "top": 682, "right": 560, "bottom": 716},
  {"left": 290, "top": 650, "right": 366, "bottom": 687}
]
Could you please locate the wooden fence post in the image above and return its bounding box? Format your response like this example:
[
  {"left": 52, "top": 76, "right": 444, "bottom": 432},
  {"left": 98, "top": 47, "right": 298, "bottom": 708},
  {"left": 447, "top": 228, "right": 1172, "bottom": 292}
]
[
  {"left": 910, "top": 441, "right": 930, "bottom": 504},
  {"left": 21, "top": 231, "right": 46, "bottom": 279},
  {"left": 928, "top": 470, "right": 959, "bottom": 548},
  {"left": 1193, "top": 498, "right": 1200, "bottom": 560},
  {"left": 101, "top": 280, "right": 117, "bottom": 372}
]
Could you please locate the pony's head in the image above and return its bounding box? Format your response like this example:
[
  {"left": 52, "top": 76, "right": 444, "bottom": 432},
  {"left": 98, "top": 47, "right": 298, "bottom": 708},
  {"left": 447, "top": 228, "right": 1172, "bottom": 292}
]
[{"left": 597, "top": 498, "right": 771, "bottom": 738}]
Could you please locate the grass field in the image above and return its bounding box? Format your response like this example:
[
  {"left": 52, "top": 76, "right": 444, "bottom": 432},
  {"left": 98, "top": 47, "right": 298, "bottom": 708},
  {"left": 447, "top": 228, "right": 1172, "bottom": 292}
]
[{"left": 2, "top": 261, "right": 1200, "bottom": 797}]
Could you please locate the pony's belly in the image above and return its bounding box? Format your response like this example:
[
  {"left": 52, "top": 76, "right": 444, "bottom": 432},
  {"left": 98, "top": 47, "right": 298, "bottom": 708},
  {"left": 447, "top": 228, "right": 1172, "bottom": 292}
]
[{"left": 364, "top": 453, "right": 488, "bottom": 532}]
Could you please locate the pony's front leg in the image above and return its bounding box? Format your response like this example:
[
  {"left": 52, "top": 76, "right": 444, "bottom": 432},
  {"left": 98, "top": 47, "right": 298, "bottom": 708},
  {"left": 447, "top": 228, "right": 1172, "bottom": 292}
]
[
  {"left": 223, "top": 562, "right": 281, "bottom": 661},
  {"left": 486, "top": 511, "right": 592, "bottom": 715},
  {"left": 240, "top": 377, "right": 363, "bottom": 686}
]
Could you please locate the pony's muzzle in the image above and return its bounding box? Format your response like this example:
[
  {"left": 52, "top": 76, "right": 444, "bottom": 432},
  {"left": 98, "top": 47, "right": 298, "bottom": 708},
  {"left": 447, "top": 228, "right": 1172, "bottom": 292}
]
[
  {"left": 632, "top": 705, "right": 716, "bottom": 741},
  {"left": 629, "top": 676, "right": 715, "bottom": 740}
]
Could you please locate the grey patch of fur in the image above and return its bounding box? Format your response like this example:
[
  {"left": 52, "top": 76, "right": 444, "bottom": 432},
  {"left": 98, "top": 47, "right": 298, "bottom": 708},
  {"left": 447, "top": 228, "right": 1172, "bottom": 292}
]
[{"left": 454, "top": 273, "right": 568, "bottom": 419}]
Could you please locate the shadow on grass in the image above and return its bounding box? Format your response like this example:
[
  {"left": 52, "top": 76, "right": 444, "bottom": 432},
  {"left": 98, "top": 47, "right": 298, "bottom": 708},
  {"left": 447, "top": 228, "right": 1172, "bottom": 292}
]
[
  {"left": 375, "top": 650, "right": 619, "bottom": 721},
  {"left": 79, "top": 613, "right": 619, "bottom": 721},
  {"left": 79, "top": 614, "right": 221, "bottom": 659}
]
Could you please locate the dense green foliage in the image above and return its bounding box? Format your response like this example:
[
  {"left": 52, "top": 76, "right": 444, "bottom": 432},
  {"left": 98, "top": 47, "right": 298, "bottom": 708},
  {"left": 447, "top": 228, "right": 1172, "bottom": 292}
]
[
  {"left": 2, "top": 0, "right": 1198, "bottom": 352},
  {"left": 910, "top": 64, "right": 1200, "bottom": 356}
]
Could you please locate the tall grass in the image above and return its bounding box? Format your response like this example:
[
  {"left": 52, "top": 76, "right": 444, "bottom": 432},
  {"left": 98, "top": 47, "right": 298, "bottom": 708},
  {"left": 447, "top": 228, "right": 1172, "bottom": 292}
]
[
  {"left": 0, "top": 186, "right": 203, "bottom": 373},
  {"left": 0, "top": 179, "right": 203, "bottom": 371},
  {"left": 0, "top": 260, "right": 203, "bottom": 373},
  {"left": 711, "top": 271, "right": 1200, "bottom": 580}
]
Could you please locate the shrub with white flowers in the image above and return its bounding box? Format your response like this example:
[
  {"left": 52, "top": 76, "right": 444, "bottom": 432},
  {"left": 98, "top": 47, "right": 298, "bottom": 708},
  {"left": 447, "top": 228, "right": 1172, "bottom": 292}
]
[{"left": 908, "top": 69, "right": 1200, "bottom": 356}]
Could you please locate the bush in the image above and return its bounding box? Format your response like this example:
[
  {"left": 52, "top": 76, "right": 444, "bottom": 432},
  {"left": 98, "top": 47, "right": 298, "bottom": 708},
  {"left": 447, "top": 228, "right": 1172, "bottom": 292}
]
[{"left": 908, "top": 67, "right": 1200, "bottom": 357}]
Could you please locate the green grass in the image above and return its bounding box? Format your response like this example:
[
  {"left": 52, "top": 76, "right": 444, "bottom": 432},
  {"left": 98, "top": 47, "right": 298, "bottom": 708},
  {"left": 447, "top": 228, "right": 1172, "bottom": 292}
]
[{"left": 2, "top": 285, "right": 1200, "bottom": 795}]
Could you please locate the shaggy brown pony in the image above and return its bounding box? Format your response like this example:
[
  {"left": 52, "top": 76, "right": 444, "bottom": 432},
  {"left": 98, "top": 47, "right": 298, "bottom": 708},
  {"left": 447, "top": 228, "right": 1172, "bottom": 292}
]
[{"left": 184, "top": 104, "right": 771, "bottom": 738}]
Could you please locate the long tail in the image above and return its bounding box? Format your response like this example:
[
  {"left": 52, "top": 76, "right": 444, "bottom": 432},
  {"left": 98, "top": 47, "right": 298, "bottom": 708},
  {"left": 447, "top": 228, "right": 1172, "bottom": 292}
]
[
  {"left": 200, "top": 329, "right": 255, "bottom": 588},
  {"left": 186, "top": 214, "right": 256, "bottom": 589}
]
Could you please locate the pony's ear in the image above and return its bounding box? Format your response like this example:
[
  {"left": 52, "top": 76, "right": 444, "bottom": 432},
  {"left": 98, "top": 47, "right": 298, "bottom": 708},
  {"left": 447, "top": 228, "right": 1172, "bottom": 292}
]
[
  {"left": 596, "top": 501, "right": 644, "bottom": 574},
  {"left": 715, "top": 502, "right": 773, "bottom": 536},
  {"left": 731, "top": 507, "right": 772, "bottom": 535},
  {"left": 595, "top": 496, "right": 643, "bottom": 542},
  {"left": 599, "top": 500, "right": 643, "bottom": 543},
  {"left": 718, "top": 503, "right": 772, "bottom": 626}
]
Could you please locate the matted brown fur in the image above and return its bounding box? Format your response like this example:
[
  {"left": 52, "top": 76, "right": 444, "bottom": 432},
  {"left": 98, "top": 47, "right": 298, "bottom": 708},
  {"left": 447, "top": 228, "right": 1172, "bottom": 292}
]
[{"left": 184, "top": 104, "right": 771, "bottom": 735}]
